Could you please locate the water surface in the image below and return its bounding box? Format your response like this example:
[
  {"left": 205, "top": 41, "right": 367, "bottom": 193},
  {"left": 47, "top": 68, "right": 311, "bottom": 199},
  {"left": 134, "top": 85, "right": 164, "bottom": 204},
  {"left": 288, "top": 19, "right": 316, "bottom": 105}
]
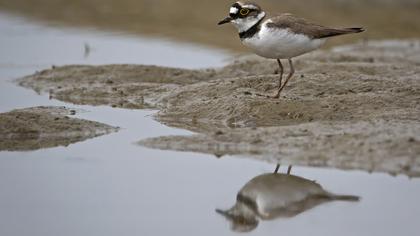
[{"left": 0, "top": 13, "right": 419, "bottom": 236}]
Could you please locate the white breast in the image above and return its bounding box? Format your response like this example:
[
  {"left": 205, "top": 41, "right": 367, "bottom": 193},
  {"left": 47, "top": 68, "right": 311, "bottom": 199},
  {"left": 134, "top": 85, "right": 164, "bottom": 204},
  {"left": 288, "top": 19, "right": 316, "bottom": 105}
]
[{"left": 242, "top": 21, "right": 326, "bottom": 59}]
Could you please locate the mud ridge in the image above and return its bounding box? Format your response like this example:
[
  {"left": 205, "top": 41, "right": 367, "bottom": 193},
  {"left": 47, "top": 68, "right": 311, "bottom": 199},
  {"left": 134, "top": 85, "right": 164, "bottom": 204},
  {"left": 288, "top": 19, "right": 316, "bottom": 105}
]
[
  {"left": 0, "top": 106, "right": 119, "bottom": 151},
  {"left": 18, "top": 40, "right": 420, "bottom": 176}
]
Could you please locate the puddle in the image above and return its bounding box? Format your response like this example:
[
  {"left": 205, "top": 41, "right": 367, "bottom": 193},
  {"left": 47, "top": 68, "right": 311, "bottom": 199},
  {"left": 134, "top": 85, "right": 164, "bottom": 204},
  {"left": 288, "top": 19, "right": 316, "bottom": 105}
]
[{"left": 0, "top": 13, "right": 419, "bottom": 236}]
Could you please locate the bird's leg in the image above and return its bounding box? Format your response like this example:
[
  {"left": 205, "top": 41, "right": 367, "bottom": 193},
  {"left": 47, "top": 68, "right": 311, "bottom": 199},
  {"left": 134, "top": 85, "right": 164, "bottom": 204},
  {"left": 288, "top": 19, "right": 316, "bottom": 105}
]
[
  {"left": 274, "top": 164, "right": 280, "bottom": 173},
  {"left": 271, "top": 58, "right": 295, "bottom": 99},
  {"left": 287, "top": 165, "right": 293, "bottom": 175},
  {"left": 276, "top": 59, "right": 284, "bottom": 89}
]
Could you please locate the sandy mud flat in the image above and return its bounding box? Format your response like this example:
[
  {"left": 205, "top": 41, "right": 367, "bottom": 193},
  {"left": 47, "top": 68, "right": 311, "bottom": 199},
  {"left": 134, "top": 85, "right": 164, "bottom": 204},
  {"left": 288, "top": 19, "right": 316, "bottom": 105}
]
[
  {"left": 18, "top": 40, "right": 420, "bottom": 176},
  {"left": 0, "top": 106, "right": 118, "bottom": 151}
]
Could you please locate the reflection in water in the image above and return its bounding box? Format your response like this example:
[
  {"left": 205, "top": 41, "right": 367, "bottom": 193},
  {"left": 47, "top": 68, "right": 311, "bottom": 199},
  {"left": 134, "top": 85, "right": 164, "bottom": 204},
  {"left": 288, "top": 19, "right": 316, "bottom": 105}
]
[{"left": 217, "top": 165, "right": 359, "bottom": 232}]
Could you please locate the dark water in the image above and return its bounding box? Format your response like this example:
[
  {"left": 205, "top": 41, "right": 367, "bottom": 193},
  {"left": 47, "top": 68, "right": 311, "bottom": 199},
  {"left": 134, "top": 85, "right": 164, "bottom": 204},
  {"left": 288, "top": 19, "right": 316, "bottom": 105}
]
[{"left": 0, "top": 13, "right": 419, "bottom": 236}]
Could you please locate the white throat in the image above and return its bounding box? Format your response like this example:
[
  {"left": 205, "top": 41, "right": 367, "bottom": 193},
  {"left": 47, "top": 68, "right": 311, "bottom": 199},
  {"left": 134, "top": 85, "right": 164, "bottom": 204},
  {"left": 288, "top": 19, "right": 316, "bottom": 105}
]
[{"left": 231, "top": 12, "right": 266, "bottom": 33}]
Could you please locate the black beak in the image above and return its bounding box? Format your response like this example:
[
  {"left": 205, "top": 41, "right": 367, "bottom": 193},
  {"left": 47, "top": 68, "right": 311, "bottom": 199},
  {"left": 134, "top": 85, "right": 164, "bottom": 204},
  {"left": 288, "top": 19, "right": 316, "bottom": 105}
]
[
  {"left": 218, "top": 16, "right": 232, "bottom": 25},
  {"left": 215, "top": 209, "right": 232, "bottom": 219}
]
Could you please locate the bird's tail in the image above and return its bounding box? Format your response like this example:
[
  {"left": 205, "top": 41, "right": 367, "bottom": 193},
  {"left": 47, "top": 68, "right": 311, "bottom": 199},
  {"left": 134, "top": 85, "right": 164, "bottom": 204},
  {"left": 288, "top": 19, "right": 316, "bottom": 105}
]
[
  {"left": 318, "top": 27, "right": 365, "bottom": 38},
  {"left": 341, "top": 27, "right": 365, "bottom": 34},
  {"left": 329, "top": 194, "right": 360, "bottom": 202}
]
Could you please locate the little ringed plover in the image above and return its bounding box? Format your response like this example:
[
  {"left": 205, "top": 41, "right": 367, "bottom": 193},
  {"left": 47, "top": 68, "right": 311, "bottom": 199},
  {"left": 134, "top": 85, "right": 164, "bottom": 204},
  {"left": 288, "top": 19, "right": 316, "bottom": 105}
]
[{"left": 218, "top": 1, "right": 364, "bottom": 98}]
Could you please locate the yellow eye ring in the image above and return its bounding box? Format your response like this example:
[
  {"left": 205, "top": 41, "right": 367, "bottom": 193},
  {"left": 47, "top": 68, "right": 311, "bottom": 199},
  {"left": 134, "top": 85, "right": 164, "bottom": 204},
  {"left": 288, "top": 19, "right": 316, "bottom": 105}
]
[{"left": 240, "top": 9, "right": 249, "bottom": 16}]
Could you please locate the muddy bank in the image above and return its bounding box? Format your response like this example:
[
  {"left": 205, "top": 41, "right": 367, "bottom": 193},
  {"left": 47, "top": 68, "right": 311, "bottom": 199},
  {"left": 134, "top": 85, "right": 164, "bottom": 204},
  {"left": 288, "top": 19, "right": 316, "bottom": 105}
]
[
  {"left": 18, "top": 40, "right": 420, "bottom": 176},
  {"left": 140, "top": 121, "right": 420, "bottom": 177},
  {"left": 0, "top": 106, "right": 118, "bottom": 151},
  {"left": 19, "top": 65, "right": 224, "bottom": 109}
]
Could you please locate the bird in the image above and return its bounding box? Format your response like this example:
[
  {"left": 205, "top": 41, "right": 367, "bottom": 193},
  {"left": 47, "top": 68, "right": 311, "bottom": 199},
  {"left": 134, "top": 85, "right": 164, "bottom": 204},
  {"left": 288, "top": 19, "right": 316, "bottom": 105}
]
[
  {"left": 218, "top": 1, "right": 364, "bottom": 98},
  {"left": 216, "top": 167, "right": 359, "bottom": 232}
]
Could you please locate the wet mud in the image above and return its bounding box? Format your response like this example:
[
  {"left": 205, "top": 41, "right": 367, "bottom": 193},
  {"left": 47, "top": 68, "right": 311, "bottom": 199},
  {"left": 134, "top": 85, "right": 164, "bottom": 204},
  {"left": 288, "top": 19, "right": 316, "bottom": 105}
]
[
  {"left": 18, "top": 40, "right": 420, "bottom": 176},
  {"left": 0, "top": 106, "right": 118, "bottom": 151}
]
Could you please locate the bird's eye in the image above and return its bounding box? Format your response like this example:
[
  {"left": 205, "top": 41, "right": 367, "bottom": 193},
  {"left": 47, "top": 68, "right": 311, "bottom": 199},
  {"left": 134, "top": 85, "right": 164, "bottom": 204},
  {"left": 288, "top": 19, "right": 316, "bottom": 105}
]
[{"left": 240, "top": 9, "right": 250, "bottom": 16}]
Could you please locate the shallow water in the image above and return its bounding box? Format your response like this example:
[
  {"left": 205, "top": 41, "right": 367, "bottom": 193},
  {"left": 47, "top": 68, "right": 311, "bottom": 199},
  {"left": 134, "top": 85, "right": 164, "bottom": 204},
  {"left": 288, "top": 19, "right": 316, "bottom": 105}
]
[{"left": 0, "top": 13, "right": 419, "bottom": 236}]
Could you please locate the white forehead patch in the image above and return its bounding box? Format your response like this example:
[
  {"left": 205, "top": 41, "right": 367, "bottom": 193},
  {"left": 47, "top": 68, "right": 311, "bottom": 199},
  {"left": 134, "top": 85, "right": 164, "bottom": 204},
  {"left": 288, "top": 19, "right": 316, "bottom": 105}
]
[
  {"left": 242, "top": 5, "right": 258, "bottom": 10},
  {"left": 230, "top": 7, "right": 239, "bottom": 14}
]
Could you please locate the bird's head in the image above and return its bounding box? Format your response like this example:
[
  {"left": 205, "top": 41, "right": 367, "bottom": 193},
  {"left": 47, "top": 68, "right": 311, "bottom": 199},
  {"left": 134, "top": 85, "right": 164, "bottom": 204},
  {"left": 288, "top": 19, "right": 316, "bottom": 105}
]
[
  {"left": 216, "top": 202, "right": 259, "bottom": 233},
  {"left": 218, "top": 1, "right": 266, "bottom": 33}
]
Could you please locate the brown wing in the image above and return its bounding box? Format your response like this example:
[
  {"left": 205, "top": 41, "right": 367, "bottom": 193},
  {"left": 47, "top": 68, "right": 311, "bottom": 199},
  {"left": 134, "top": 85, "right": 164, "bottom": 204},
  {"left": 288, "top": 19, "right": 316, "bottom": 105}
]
[{"left": 266, "top": 14, "right": 364, "bottom": 39}]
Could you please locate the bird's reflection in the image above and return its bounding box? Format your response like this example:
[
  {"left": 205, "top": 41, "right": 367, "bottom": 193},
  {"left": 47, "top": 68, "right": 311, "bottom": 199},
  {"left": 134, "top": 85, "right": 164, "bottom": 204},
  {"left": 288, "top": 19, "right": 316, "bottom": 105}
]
[{"left": 216, "top": 165, "right": 359, "bottom": 232}]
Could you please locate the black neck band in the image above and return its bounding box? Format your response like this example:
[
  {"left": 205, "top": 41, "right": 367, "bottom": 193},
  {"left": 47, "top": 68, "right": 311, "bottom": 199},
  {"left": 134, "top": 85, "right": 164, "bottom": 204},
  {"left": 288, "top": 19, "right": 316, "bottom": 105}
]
[{"left": 238, "top": 16, "right": 265, "bottom": 39}]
